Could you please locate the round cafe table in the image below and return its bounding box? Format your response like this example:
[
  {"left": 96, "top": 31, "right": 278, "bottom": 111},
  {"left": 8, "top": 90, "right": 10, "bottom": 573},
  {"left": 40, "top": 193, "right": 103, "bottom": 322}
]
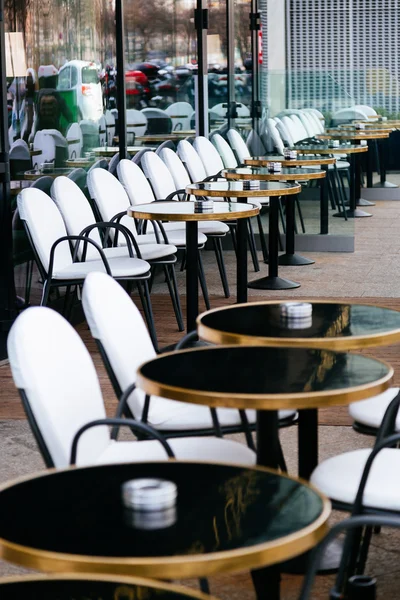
[
  {"left": 294, "top": 144, "right": 369, "bottom": 218},
  {"left": 222, "top": 166, "right": 325, "bottom": 266},
  {"left": 0, "top": 461, "right": 330, "bottom": 600},
  {"left": 186, "top": 180, "right": 302, "bottom": 291},
  {"left": 0, "top": 574, "right": 217, "bottom": 600},
  {"left": 137, "top": 345, "right": 393, "bottom": 480},
  {"left": 244, "top": 154, "right": 336, "bottom": 167},
  {"left": 128, "top": 199, "right": 259, "bottom": 332}
]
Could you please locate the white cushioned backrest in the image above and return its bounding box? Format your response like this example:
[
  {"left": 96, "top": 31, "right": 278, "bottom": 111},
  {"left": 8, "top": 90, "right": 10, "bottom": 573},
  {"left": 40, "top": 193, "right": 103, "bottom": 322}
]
[
  {"left": 82, "top": 272, "right": 154, "bottom": 416},
  {"left": 66, "top": 123, "right": 83, "bottom": 159},
  {"left": 290, "top": 115, "right": 308, "bottom": 140},
  {"left": 332, "top": 107, "right": 369, "bottom": 121},
  {"left": 117, "top": 159, "right": 155, "bottom": 206},
  {"left": 297, "top": 113, "right": 315, "bottom": 137},
  {"left": 160, "top": 148, "right": 191, "bottom": 190},
  {"left": 193, "top": 136, "right": 224, "bottom": 176},
  {"left": 165, "top": 102, "right": 192, "bottom": 131},
  {"left": 353, "top": 105, "right": 377, "bottom": 117},
  {"left": 305, "top": 111, "right": 324, "bottom": 134},
  {"left": 18, "top": 187, "right": 72, "bottom": 273},
  {"left": 177, "top": 140, "right": 207, "bottom": 182},
  {"left": 267, "top": 119, "right": 285, "bottom": 153},
  {"left": 7, "top": 306, "right": 109, "bottom": 467},
  {"left": 33, "top": 130, "right": 56, "bottom": 164},
  {"left": 274, "top": 117, "right": 294, "bottom": 147},
  {"left": 227, "top": 129, "right": 250, "bottom": 162},
  {"left": 126, "top": 109, "right": 147, "bottom": 139},
  {"left": 87, "top": 168, "right": 137, "bottom": 240},
  {"left": 281, "top": 116, "right": 301, "bottom": 144},
  {"left": 246, "top": 129, "right": 267, "bottom": 155},
  {"left": 141, "top": 151, "right": 176, "bottom": 200},
  {"left": 212, "top": 134, "right": 238, "bottom": 168},
  {"left": 51, "top": 176, "right": 101, "bottom": 260}
]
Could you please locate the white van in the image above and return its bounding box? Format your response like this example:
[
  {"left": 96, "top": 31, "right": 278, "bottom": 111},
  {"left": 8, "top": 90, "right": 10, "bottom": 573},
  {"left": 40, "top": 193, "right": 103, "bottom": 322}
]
[{"left": 57, "top": 60, "right": 103, "bottom": 121}]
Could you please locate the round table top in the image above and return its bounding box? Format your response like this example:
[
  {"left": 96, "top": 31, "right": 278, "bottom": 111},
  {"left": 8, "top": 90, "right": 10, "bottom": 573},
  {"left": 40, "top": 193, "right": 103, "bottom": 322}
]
[
  {"left": 0, "top": 574, "right": 216, "bottom": 600},
  {"left": 317, "top": 132, "right": 389, "bottom": 140},
  {"left": 137, "top": 346, "right": 393, "bottom": 410},
  {"left": 93, "top": 146, "right": 154, "bottom": 156},
  {"left": 337, "top": 125, "right": 394, "bottom": 133},
  {"left": 24, "top": 168, "right": 73, "bottom": 180},
  {"left": 136, "top": 133, "right": 190, "bottom": 142},
  {"left": 0, "top": 461, "right": 330, "bottom": 578},
  {"left": 127, "top": 201, "right": 259, "bottom": 222},
  {"left": 66, "top": 158, "right": 96, "bottom": 168},
  {"left": 221, "top": 166, "right": 326, "bottom": 181},
  {"left": 295, "top": 144, "right": 368, "bottom": 155},
  {"left": 197, "top": 300, "right": 400, "bottom": 351},
  {"left": 244, "top": 155, "right": 336, "bottom": 166},
  {"left": 186, "top": 180, "right": 301, "bottom": 198}
]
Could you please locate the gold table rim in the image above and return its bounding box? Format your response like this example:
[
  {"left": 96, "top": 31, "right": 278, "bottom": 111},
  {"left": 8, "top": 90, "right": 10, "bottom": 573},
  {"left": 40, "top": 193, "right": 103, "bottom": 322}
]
[
  {"left": 221, "top": 168, "right": 326, "bottom": 181},
  {"left": 196, "top": 299, "right": 400, "bottom": 351},
  {"left": 136, "top": 344, "right": 393, "bottom": 410},
  {"left": 243, "top": 156, "right": 336, "bottom": 166},
  {"left": 185, "top": 182, "right": 302, "bottom": 197},
  {"left": 127, "top": 202, "right": 259, "bottom": 221},
  {"left": 0, "top": 460, "right": 331, "bottom": 579},
  {"left": 317, "top": 133, "right": 389, "bottom": 140},
  {"left": 0, "top": 573, "right": 218, "bottom": 600},
  {"left": 295, "top": 146, "right": 368, "bottom": 154}
]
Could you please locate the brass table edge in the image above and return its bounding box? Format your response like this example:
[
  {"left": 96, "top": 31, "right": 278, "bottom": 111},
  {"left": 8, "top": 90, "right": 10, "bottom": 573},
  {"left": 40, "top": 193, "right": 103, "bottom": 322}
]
[
  {"left": 244, "top": 157, "right": 336, "bottom": 166},
  {"left": 295, "top": 147, "right": 368, "bottom": 154},
  {"left": 185, "top": 183, "right": 302, "bottom": 197},
  {"left": 222, "top": 170, "right": 326, "bottom": 181},
  {"left": 127, "top": 203, "right": 260, "bottom": 221},
  {"left": 0, "top": 461, "right": 331, "bottom": 578}
]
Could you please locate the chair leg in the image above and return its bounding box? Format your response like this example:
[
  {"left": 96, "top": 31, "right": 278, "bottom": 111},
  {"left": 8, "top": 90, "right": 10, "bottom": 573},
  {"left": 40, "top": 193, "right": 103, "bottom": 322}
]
[
  {"left": 212, "top": 237, "right": 230, "bottom": 298},
  {"left": 229, "top": 224, "right": 237, "bottom": 254},
  {"left": 163, "top": 264, "right": 184, "bottom": 331},
  {"left": 198, "top": 253, "right": 210, "bottom": 310},
  {"left": 24, "top": 260, "right": 33, "bottom": 307},
  {"left": 247, "top": 221, "right": 260, "bottom": 272},
  {"left": 199, "top": 579, "right": 210, "bottom": 594},
  {"left": 137, "top": 280, "right": 159, "bottom": 351},
  {"left": 62, "top": 285, "right": 72, "bottom": 317},
  {"left": 256, "top": 213, "right": 269, "bottom": 263},
  {"left": 40, "top": 279, "right": 51, "bottom": 307},
  {"left": 295, "top": 196, "right": 306, "bottom": 233}
]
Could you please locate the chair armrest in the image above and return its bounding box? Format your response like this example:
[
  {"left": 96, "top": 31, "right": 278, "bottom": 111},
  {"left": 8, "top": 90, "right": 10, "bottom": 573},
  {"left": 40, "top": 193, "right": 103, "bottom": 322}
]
[
  {"left": 48, "top": 235, "right": 112, "bottom": 280},
  {"left": 165, "top": 189, "right": 186, "bottom": 201},
  {"left": 78, "top": 222, "right": 142, "bottom": 259},
  {"left": 175, "top": 330, "right": 198, "bottom": 349},
  {"left": 70, "top": 417, "right": 175, "bottom": 465}
]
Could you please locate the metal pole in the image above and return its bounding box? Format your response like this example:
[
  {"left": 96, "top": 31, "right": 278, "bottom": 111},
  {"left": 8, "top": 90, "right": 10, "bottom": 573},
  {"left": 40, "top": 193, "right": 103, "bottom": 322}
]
[
  {"left": 194, "top": 0, "right": 208, "bottom": 136},
  {"left": 226, "top": 0, "right": 236, "bottom": 129},
  {"left": 115, "top": 0, "right": 127, "bottom": 159},
  {"left": 0, "top": 0, "right": 17, "bottom": 359},
  {"left": 250, "top": 0, "right": 261, "bottom": 131}
]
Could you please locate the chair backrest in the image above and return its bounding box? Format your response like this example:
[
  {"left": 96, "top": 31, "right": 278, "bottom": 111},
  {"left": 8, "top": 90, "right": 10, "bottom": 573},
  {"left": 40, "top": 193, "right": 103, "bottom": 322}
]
[
  {"left": 98, "top": 114, "right": 107, "bottom": 146},
  {"left": 141, "top": 151, "right": 176, "bottom": 200},
  {"left": 105, "top": 109, "right": 116, "bottom": 146},
  {"left": 193, "top": 136, "right": 224, "bottom": 177},
  {"left": 246, "top": 129, "right": 267, "bottom": 156},
  {"left": 117, "top": 159, "right": 155, "bottom": 206},
  {"left": 212, "top": 133, "right": 238, "bottom": 168},
  {"left": 79, "top": 119, "right": 100, "bottom": 153},
  {"left": 141, "top": 108, "right": 172, "bottom": 134},
  {"left": 51, "top": 176, "right": 101, "bottom": 260},
  {"left": 7, "top": 306, "right": 109, "bottom": 468},
  {"left": 87, "top": 158, "right": 109, "bottom": 174},
  {"left": 131, "top": 147, "right": 153, "bottom": 165},
  {"left": 17, "top": 187, "right": 73, "bottom": 274},
  {"left": 165, "top": 102, "right": 192, "bottom": 131},
  {"left": 331, "top": 107, "right": 369, "bottom": 125},
  {"left": 33, "top": 130, "right": 56, "bottom": 165},
  {"left": 297, "top": 112, "right": 315, "bottom": 137},
  {"left": 30, "top": 176, "right": 54, "bottom": 196},
  {"left": 353, "top": 104, "right": 377, "bottom": 117},
  {"left": 66, "top": 122, "right": 83, "bottom": 159},
  {"left": 155, "top": 140, "right": 176, "bottom": 155},
  {"left": 281, "top": 116, "right": 302, "bottom": 144},
  {"left": 9, "top": 140, "right": 32, "bottom": 178},
  {"left": 177, "top": 139, "right": 207, "bottom": 182},
  {"left": 87, "top": 168, "right": 138, "bottom": 239},
  {"left": 273, "top": 117, "right": 294, "bottom": 147},
  {"left": 290, "top": 114, "right": 309, "bottom": 140},
  {"left": 266, "top": 119, "right": 285, "bottom": 154},
  {"left": 108, "top": 152, "right": 120, "bottom": 175},
  {"left": 67, "top": 167, "right": 87, "bottom": 193},
  {"left": 160, "top": 148, "right": 191, "bottom": 191},
  {"left": 82, "top": 272, "right": 156, "bottom": 417},
  {"left": 227, "top": 129, "right": 251, "bottom": 163},
  {"left": 126, "top": 109, "right": 147, "bottom": 143}
]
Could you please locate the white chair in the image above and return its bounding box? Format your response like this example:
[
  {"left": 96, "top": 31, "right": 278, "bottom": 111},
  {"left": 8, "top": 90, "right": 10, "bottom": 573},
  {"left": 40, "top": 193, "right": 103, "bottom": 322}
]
[
  {"left": 105, "top": 109, "right": 116, "bottom": 146},
  {"left": 226, "top": 129, "right": 251, "bottom": 163},
  {"left": 273, "top": 117, "right": 294, "bottom": 148},
  {"left": 353, "top": 105, "right": 378, "bottom": 118},
  {"left": 211, "top": 133, "right": 238, "bottom": 168},
  {"left": 246, "top": 129, "right": 267, "bottom": 156},
  {"left": 7, "top": 305, "right": 256, "bottom": 468},
  {"left": 165, "top": 102, "right": 193, "bottom": 131},
  {"left": 141, "top": 108, "right": 172, "bottom": 134},
  {"left": 98, "top": 114, "right": 107, "bottom": 146},
  {"left": 17, "top": 188, "right": 154, "bottom": 339},
  {"left": 33, "top": 130, "right": 56, "bottom": 165},
  {"left": 331, "top": 107, "right": 369, "bottom": 126},
  {"left": 126, "top": 109, "right": 147, "bottom": 144},
  {"left": 349, "top": 388, "right": 400, "bottom": 435},
  {"left": 52, "top": 175, "right": 183, "bottom": 331},
  {"left": 66, "top": 123, "right": 83, "bottom": 160}
]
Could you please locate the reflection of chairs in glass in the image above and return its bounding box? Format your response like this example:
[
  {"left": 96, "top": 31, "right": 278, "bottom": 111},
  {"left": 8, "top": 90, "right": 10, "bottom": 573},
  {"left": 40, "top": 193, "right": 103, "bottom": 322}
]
[
  {"left": 165, "top": 102, "right": 193, "bottom": 131},
  {"left": 105, "top": 109, "right": 116, "bottom": 146},
  {"left": 10, "top": 139, "right": 32, "bottom": 178},
  {"left": 98, "top": 114, "right": 107, "bottom": 146},
  {"left": 126, "top": 109, "right": 147, "bottom": 144},
  {"left": 331, "top": 106, "right": 369, "bottom": 126},
  {"left": 66, "top": 122, "right": 83, "bottom": 159},
  {"left": 141, "top": 108, "right": 172, "bottom": 134},
  {"left": 87, "top": 158, "right": 109, "bottom": 174},
  {"left": 79, "top": 119, "right": 100, "bottom": 153},
  {"left": 67, "top": 167, "right": 88, "bottom": 197},
  {"left": 33, "top": 130, "right": 56, "bottom": 166},
  {"left": 155, "top": 140, "right": 176, "bottom": 155}
]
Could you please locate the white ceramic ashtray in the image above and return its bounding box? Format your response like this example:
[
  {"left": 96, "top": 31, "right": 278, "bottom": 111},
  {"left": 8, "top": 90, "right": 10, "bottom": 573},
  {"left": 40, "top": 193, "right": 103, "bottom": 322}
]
[
  {"left": 122, "top": 478, "right": 177, "bottom": 511},
  {"left": 266, "top": 162, "right": 282, "bottom": 172},
  {"left": 280, "top": 302, "right": 313, "bottom": 319}
]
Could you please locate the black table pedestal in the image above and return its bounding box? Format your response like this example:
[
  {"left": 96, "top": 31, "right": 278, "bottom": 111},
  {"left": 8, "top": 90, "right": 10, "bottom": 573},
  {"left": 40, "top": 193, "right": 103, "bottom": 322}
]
[
  {"left": 334, "top": 154, "right": 372, "bottom": 219},
  {"left": 373, "top": 138, "right": 398, "bottom": 189},
  {"left": 248, "top": 198, "right": 300, "bottom": 290},
  {"left": 186, "top": 221, "right": 199, "bottom": 333},
  {"left": 278, "top": 195, "right": 314, "bottom": 266}
]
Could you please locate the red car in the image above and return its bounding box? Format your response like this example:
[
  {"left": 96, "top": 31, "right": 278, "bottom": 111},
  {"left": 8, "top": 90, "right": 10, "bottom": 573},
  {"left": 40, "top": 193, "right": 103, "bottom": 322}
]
[{"left": 125, "top": 70, "right": 151, "bottom": 107}]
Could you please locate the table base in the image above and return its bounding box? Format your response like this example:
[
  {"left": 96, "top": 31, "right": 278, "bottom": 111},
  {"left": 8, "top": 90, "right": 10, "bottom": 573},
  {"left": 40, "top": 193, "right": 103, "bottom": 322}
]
[
  {"left": 356, "top": 198, "right": 375, "bottom": 206},
  {"left": 373, "top": 180, "right": 398, "bottom": 188},
  {"left": 248, "top": 275, "right": 301, "bottom": 290},
  {"left": 333, "top": 208, "right": 372, "bottom": 218},
  {"left": 278, "top": 253, "right": 315, "bottom": 266}
]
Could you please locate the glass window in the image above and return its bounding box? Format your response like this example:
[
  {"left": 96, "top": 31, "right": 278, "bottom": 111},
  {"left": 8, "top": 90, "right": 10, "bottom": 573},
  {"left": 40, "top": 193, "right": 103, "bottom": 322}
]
[
  {"left": 57, "top": 67, "right": 70, "bottom": 90},
  {"left": 82, "top": 67, "right": 99, "bottom": 85},
  {"left": 70, "top": 66, "right": 78, "bottom": 87}
]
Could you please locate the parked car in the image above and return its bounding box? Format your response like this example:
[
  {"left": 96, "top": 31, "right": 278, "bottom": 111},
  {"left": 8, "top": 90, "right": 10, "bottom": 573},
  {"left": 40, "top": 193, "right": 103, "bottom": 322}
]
[{"left": 57, "top": 60, "right": 103, "bottom": 121}]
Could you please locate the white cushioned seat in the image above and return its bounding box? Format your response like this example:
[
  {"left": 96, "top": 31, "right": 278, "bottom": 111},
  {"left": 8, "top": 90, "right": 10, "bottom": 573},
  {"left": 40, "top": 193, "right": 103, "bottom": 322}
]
[
  {"left": 310, "top": 448, "right": 400, "bottom": 511},
  {"left": 349, "top": 388, "right": 400, "bottom": 430},
  {"left": 95, "top": 436, "right": 256, "bottom": 466},
  {"left": 53, "top": 255, "right": 150, "bottom": 279}
]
